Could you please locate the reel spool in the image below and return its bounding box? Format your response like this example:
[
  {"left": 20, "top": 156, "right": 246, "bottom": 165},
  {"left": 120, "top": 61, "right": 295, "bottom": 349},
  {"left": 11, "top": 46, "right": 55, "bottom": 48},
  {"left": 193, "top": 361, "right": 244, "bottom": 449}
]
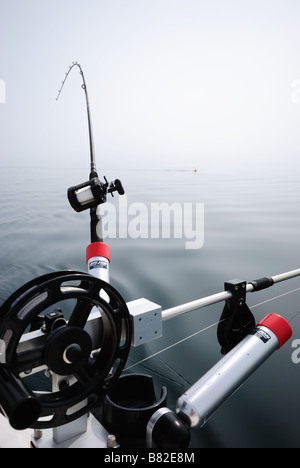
[{"left": 0, "top": 271, "right": 132, "bottom": 429}]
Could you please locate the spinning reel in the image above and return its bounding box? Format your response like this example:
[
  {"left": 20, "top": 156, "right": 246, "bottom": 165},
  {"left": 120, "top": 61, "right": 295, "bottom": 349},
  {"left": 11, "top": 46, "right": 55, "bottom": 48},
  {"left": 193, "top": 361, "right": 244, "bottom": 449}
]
[{"left": 0, "top": 271, "right": 132, "bottom": 430}]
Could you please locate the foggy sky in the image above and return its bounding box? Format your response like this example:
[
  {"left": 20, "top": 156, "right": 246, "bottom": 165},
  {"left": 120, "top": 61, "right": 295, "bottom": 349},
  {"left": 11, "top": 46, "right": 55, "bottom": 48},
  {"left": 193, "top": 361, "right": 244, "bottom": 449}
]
[{"left": 1, "top": 0, "right": 300, "bottom": 176}]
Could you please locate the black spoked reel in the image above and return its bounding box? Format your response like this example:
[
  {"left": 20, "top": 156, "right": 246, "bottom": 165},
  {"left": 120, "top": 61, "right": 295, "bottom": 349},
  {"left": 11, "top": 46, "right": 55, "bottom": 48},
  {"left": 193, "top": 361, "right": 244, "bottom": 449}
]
[{"left": 0, "top": 271, "right": 132, "bottom": 430}]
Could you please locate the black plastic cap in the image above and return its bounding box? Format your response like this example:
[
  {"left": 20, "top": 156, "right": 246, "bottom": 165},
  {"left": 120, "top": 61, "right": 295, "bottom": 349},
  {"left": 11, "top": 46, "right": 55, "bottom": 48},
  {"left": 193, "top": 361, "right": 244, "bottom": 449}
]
[{"left": 152, "top": 411, "right": 191, "bottom": 449}]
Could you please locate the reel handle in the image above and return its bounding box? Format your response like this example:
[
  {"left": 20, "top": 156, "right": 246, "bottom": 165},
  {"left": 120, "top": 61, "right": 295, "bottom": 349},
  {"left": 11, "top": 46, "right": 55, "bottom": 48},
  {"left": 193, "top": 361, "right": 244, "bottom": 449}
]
[{"left": 0, "top": 364, "right": 41, "bottom": 430}]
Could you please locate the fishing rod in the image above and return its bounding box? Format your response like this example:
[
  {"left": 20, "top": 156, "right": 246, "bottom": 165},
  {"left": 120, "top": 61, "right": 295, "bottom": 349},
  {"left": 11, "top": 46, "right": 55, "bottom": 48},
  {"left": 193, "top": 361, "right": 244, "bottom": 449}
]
[
  {"left": 56, "top": 62, "right": 96, "bottom": 175},
  {"left": 56, "top": 62, "right": 125, "bottom": 246}
]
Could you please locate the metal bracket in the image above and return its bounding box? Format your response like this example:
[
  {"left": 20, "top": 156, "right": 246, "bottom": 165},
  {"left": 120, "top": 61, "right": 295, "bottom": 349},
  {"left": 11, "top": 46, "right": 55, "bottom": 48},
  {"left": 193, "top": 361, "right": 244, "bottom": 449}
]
[
  {"left": 31, "top": 414, "right": 114, "bottom": 448},
  {"left": 127, "top": 299, "right": 162, "bottom": 347}
]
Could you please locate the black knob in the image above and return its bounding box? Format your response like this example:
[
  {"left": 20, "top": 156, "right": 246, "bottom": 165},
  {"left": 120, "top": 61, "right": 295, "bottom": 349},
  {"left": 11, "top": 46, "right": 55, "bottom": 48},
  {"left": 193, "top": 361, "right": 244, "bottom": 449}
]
[
  {"left": 64, "top": 344, "right": 82, "bottom": 364},
  {"left": 114, "top": 179, "right": 125, "bottom": 195}
]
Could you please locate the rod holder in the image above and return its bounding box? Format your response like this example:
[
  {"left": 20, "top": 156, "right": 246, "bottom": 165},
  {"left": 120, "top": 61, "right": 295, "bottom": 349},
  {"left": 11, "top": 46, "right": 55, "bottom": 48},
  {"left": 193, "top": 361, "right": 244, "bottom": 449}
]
[
  {"left": 176, "top": 314, "right": 292, "bottom": 428},
  {"left": 102, "top": 374, "right": 167, "bottom": 447}
]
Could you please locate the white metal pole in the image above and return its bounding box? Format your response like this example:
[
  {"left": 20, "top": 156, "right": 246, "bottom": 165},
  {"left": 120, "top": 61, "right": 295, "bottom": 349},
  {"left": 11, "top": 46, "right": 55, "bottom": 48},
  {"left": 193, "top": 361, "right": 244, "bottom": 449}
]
[
  {"left": 162, "top": 291, "right": 232, "bottom": 321},
  {"left": 162, "top": 269, "right": 300, "bottom": 321},
  {"left": 272, "top": 268, "right": 300, "bottom": 284}
]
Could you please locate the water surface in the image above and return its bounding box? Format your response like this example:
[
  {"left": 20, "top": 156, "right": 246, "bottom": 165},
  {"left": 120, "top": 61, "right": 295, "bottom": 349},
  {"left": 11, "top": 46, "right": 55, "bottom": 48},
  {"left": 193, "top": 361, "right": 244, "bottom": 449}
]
[{"left": 0, "top": 165, "right": 299, "bottom": 447}]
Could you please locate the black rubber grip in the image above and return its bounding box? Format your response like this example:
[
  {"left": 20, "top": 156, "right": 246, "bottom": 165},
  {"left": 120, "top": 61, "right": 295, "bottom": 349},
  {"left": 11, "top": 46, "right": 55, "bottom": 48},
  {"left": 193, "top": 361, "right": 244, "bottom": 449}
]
[{"left": 249, "top": 277, "right": 274, "bottom": 291}]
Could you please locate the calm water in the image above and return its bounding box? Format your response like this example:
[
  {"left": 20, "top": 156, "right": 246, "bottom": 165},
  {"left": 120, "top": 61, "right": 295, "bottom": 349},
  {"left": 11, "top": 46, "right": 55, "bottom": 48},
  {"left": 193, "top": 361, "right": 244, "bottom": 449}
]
[{"left": 0, "top": 165, "right": 300, "bottom": 447}]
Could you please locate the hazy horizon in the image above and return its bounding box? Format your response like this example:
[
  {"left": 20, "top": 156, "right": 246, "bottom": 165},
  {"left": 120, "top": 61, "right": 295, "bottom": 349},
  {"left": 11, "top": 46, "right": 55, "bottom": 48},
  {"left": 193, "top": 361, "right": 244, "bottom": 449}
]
[{"left": 1, "top": 0, "right": 300, "bottom": 177}]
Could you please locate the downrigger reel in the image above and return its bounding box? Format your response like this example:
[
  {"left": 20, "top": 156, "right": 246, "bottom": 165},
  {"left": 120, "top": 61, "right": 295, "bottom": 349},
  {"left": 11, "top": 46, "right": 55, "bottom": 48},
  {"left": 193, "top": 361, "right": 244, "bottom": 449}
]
[{"left": 0, "top": 270, "right": 132, "bottom": 430}]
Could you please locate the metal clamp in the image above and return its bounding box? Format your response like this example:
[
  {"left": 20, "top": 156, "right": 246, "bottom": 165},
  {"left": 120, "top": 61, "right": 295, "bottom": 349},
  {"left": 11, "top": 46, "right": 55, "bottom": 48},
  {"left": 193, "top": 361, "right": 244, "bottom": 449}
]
[{"left": 217, "top": 279, "right": 255, "bottom": 354}]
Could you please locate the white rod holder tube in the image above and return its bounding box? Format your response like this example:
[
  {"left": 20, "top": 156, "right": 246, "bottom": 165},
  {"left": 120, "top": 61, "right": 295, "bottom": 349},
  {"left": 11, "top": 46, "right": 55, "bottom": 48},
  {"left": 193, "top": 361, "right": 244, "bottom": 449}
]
[
  {"left": 176, "top": 314, "right": 292, "bottom": 428},
  {"left": 86, "top": 242, "right": 110, "bottom": 283}
]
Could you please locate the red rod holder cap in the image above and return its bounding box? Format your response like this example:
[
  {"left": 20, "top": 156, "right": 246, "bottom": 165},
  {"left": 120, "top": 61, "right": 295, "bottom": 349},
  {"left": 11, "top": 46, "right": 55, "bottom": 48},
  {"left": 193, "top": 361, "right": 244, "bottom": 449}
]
[
  {"left": 86, "top": 242, "right": 110, "bottom": 263},
  {"left": 257, "top": 313, "right": 292, "bottom": 349}
]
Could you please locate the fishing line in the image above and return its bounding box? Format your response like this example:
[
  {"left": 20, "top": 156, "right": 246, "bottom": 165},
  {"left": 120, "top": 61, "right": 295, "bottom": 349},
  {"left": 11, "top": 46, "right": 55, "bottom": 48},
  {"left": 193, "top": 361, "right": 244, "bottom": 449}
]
[
  {"left": 143, "top": 344, "right": 192, "bottom": 387},
  {"left": 124, "top": 319, "right": 224, "bottom": 372},
  {"left": 126, "top": 286, "right": 300, "bottom": 373},
  {"left": 288, "top": 309, "right": 300, "bottom": 324},
  {"left": 135, "top": 354, "right": 191, "bottom": 390},
  {"left": 249, "top": 287, "right": 300, "bottom": 310}
]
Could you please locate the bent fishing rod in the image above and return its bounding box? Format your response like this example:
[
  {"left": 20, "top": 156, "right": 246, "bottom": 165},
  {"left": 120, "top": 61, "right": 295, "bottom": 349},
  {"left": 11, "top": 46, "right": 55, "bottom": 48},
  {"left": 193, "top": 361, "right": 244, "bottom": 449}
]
[
  {"left": 56, "top": 62, "right": 96, "bottom": 175},
  {"left": 56, "top": 62, "right": 125, "bottom": 245}
]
